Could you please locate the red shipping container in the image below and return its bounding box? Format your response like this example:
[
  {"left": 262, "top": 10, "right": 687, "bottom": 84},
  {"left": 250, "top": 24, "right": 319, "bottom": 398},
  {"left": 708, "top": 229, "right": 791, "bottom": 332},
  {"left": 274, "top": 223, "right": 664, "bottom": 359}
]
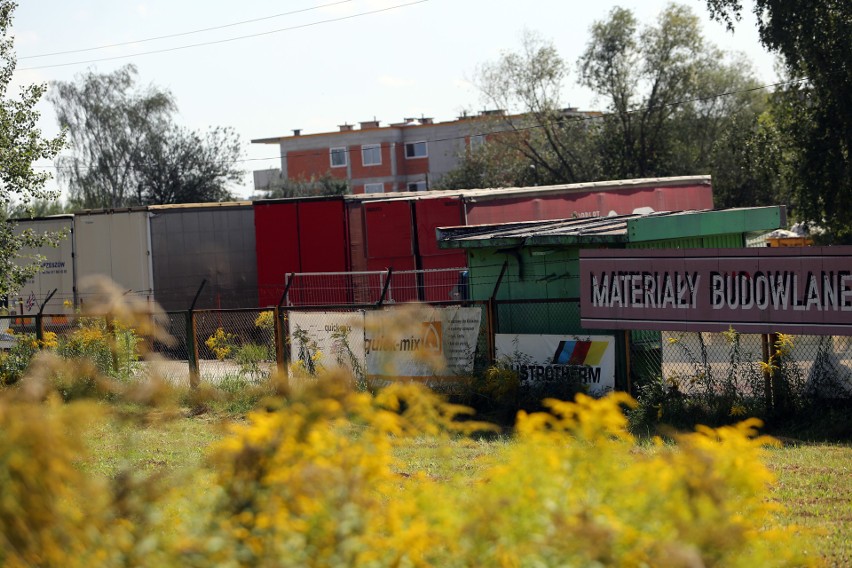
[
  {"left": 364, "top": 200, "right": 414, "bottom": 259},
  {"left": 254, "top": 201, "right": 300, "bottom": 307},
  {"left": 293, "top": 198, "right": 349, "bottom": 305},
  {"left": 465, "top": 181, "right": 713, "bottom": 225},
  {"left": 414, "top": 197, "right": 465, "bottom": 257}
]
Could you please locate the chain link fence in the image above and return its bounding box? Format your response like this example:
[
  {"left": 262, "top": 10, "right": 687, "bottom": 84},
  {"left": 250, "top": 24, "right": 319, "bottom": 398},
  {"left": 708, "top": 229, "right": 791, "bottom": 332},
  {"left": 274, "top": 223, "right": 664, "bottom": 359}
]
[
  {"left": 6, "top": 299, "right": 852, "bottom": 412},
  {"left": 632, "top": 330, "right": 852, "bottom": 404},
  {"left": 284, "top": 268, "right": 468, "bottom": 306}
]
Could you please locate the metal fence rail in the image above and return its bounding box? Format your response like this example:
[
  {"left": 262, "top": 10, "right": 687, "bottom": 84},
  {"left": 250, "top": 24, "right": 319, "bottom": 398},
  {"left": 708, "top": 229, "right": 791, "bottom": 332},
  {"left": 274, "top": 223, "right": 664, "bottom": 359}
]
[{"left": 284, "top": 268, "right": 468, "bottom": 307}]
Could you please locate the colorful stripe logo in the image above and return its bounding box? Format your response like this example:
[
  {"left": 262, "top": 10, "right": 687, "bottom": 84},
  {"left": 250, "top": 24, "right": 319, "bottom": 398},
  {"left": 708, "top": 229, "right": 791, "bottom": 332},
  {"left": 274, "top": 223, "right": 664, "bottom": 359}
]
[{"left": 551, "top": 340, "right": 607, "bottom": 366}]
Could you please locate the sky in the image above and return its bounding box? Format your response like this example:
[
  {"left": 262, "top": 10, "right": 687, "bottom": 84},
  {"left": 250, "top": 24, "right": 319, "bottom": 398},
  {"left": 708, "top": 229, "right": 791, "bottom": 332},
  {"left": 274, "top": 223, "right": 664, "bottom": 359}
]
[{"left": 11, "top": 0, "right": 777, "bottom": 200}]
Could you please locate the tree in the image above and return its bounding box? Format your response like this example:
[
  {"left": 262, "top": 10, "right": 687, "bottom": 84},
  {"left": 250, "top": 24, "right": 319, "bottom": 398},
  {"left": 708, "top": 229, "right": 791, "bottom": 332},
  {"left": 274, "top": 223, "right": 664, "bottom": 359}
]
[
  {"left": 578, "top": 4, "right": 764, "bottom": 180},
  {"left": 49, "top": 65, "right": 243, "bottom": 209},
  {"left": 441, "top": 6, "right": 766, "bottom": 193},
  {"left": 133, "top": 126, "right": 242, "bottom": 204},
  {"left": 440, "top": 31, "right": 603, "bottom": 189},
  {"left": 705, "top": 0, "right": 852, "bottom": 241},
  {"left": 0, "top": 0, "right": 65, "bottom": 300},
  {"left": 253, "top": 171, "right": 349, "bottom": 199}
]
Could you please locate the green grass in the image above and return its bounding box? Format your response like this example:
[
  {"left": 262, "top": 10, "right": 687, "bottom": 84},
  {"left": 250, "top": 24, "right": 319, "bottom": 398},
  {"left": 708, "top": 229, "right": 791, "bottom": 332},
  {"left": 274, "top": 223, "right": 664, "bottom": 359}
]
[
  {"left": 82, "top": 410, "right": 224, "bottom": 477},
  {"left": 764, "top": 443, "right": 852, "bottom": 567},
  {"left": 82, "top": 409, "right": 852, "bottom": 566}
]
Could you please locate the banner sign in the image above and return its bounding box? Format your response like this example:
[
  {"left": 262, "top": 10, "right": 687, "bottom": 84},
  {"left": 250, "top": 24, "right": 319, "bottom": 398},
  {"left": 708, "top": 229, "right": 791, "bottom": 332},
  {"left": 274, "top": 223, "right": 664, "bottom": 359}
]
[
  {"left": 287, "top": 311, "right": 366, "bottom": 374},
  {"left": 365, "top": 306, "right": 482, "bottom": 386},
  {"left": 580, "top": 247, "right": 852, "bottom": 335},
  {"left": 495, "top": 334, "right": 615, "bottom": 396},
  {"left": 288, "top": 306, "right": 482, "bottom": 387}
]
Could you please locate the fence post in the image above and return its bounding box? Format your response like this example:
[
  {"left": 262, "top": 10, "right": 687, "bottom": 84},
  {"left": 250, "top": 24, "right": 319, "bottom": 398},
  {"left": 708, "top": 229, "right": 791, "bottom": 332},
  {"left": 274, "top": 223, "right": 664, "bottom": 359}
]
[
  {"left": 273, "top": 276, "right": 296, "bottom": 380},
  {"left": 486, "top": 261, "right": 509, "bottom": 365},
  {"left": 761, "top": 333, "right": 773, "bottom": 411},
  {"left": 187, "top": 311, "right": 199, "bottom": 388},
  {"left": 187, "top": 280, "right": 207, "bottom": 389},
  {"left": 35, "top": 288, "right": 57, "bottom": 347},
  {"left": 377, "top": 268, "right": 394, "bottom": 306}
]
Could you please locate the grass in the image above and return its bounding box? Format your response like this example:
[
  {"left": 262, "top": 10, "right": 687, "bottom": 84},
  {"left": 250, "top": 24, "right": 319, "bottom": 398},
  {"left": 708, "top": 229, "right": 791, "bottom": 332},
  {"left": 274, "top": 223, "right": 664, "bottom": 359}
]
[
  {"left": 81, "top": 405, "right": 852, "bottom": 566},
  {"left": 765, "top": 443, "right": 852, "bottom": 566}
]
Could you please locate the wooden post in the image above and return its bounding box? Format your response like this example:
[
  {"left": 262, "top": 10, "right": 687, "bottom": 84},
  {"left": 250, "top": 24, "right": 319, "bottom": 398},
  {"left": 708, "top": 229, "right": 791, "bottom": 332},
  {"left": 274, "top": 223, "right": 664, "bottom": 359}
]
[{"left": 187, "top": 280, "right": 207, "bottom": 389}]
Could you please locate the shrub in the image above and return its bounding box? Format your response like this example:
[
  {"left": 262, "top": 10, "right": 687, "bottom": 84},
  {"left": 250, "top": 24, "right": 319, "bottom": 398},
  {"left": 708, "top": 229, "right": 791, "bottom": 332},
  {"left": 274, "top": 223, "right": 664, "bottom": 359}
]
[
  {"left": 57, "top": 318, "right": 140, "bottom": 381},
  {"left": 0, "top": 332, "right": 40, "bottom": 385}
]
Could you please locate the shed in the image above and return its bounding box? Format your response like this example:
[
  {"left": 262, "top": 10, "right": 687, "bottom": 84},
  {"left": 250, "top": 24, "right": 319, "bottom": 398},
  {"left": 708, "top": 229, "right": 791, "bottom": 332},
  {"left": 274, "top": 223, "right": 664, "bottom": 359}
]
[{"left": 436, "top": 206, "right": 786, "bottom": 392}]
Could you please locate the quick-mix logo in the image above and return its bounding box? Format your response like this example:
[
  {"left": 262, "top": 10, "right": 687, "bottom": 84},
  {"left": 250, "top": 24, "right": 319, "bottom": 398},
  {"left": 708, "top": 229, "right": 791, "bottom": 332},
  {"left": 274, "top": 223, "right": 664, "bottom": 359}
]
[
  {"left": 364, "top": 321, "right": 442, "bottom": 355},
  {"left": 512, "top": 340, "right": 608, "bottom": 385}
]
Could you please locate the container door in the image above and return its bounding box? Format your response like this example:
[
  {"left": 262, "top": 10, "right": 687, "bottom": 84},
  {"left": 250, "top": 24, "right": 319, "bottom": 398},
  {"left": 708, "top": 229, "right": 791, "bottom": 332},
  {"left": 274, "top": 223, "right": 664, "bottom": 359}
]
[{"left": 254, "top": 202, "right": 300, "bottom": 307}]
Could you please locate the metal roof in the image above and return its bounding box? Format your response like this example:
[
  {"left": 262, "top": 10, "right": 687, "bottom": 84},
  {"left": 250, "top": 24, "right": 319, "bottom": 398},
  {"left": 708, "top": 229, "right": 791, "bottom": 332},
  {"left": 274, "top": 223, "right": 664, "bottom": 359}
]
[
  {"left": 250, "top": 175, "right": 712, "bottom": 206},
  {"left": 437, "top": 207, "right": 786, "bottom": 249}
]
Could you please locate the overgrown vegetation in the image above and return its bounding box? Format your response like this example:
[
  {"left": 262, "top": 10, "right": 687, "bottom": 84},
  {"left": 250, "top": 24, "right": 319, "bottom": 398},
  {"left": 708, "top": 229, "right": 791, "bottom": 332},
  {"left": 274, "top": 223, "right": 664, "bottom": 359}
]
[
  {"left": 0, "top": 279, "right": 836, "bottom": 566},
  {"left": 629, "top": 329, "right": 852, "bottom": 439}
]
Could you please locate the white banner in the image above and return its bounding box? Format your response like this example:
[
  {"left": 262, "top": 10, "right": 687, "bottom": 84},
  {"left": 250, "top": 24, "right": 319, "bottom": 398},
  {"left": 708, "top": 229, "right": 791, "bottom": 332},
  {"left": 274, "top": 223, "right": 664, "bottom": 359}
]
[
  {"left": 495, "top": 334, "right": 616, "bottom": 396},
  {"left": 288, "top": 311, "right": 366, "bottom": 374},
  {"left": 287, "top": 307, "right": 482, "bottom": 387},
  {"left": 365, "top": 306, "right": 481, "bottom": 386}
]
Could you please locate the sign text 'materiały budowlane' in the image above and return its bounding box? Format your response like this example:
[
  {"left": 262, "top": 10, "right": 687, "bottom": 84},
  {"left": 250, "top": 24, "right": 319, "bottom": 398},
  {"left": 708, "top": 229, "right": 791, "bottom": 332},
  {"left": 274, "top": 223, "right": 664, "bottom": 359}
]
[{"left": 579, "top": 248, "right": 852, "bottom": 334}]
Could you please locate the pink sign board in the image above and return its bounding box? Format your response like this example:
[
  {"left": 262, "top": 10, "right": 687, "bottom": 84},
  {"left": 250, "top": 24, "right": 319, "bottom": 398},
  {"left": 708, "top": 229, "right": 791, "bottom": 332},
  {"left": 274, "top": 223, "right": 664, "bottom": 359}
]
[{"left": 580, "top": 247, "right": 852, "bottom": 335}]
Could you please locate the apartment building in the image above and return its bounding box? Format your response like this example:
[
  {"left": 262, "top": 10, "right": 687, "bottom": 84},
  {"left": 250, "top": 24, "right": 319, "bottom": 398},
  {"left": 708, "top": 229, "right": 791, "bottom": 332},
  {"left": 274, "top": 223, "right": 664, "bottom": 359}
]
[{"left": 253, "top": 112, "right": 514, "bottom": 194}]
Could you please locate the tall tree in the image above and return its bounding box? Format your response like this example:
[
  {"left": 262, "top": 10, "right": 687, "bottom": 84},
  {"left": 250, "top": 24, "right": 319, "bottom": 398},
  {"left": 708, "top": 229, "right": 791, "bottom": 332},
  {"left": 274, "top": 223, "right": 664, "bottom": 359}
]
[
  {"left": 705, "top": 0, "right": 852, "bottom": 241},
  {"left": 578, "top": 4, "right": 764, "bottom": 180},
  {"left": 49, "top": 65, "right": 243, "bottom": 209},
  {"left": 133, "top": 125, "right": 242, "bottom": 204},
  {"left": 442, "top": 31, "right": 603, "bottom": 189},
  {"left": 0, "top": 0, "right": 65, "bottom": 300}
]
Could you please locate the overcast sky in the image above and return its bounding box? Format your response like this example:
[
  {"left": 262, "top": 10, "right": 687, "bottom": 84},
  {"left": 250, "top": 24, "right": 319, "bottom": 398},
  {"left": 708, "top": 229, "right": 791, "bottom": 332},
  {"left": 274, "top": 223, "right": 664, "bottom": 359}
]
[{"left": 12, "top": 0, "right": 777, "bottom": 199}]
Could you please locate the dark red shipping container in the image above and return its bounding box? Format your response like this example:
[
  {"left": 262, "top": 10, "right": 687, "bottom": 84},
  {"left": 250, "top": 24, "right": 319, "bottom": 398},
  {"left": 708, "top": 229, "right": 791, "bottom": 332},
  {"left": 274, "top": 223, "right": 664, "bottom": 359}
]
[
  {"left": 413, "top": 196, "right": 465, "bottom": 257},
  {"left": 254, "top": 201, "right": 300, "bottom": 307},
  {"left": 364, "top": 200, "right": 414, "bottom": 259},
  {"left": 254, "top": 197, "right": 350, "bottom": 306}
]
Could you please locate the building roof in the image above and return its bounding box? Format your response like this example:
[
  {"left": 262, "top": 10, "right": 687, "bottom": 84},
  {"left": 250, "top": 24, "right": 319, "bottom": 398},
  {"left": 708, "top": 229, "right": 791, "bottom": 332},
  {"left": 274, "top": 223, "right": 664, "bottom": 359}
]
[
  {"left": 251, "top": 108, "right": 601, "bottom": 145},
  {"left": 436, "top": 206, "right": 786, "bottom": 248},
  {"left": 251, "top": 175, "right": 712, "bottom": 205}
]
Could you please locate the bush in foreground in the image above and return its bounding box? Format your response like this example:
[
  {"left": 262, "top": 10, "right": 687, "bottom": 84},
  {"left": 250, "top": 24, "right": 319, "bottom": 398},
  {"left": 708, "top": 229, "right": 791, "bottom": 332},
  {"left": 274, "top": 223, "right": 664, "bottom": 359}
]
[{"left": 0, "top": 371, "right": 813, "bottom": 567}]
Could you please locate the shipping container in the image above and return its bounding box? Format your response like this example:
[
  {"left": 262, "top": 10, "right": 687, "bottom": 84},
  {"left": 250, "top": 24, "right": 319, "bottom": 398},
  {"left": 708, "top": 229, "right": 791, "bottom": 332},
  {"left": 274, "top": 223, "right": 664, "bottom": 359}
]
[
  {"left": 253, "top": 175, "right": 713, "bottom": 307},
  {"left": 461, "top": 176, "right": 713, "bottom": 225},
  {"left": 74, "top": 209, "right": 154, "bottom": 309},
  {"left": 254, "top": 197, "right": 350, "bottom": 307},
  {"left": 148, "top": 202, "right": 258, "bottom": 311},
  {"left": 10, "top": 215, "right": 76, "bottom": 317}
]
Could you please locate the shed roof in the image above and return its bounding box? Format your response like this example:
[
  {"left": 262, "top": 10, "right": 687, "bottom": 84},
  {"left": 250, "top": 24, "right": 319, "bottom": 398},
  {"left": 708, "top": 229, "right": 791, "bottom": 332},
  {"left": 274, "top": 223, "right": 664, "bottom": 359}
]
[{"left": 436, "top": 206, "right": 786, "bottom": 249}]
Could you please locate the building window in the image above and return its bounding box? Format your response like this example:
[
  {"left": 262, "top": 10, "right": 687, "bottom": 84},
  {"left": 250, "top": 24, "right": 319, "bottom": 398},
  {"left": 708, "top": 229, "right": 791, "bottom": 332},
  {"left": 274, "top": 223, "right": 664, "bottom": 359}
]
[
  {"left": 470, "top": 135, "right": 485, "bottom": 151},
  {"left": 330, "top": 147, "right": 347, "bottom": 167},
  {"left": 362, "top": 144, "right": 382, "bottom": 166},
  {"left": 407, "top": 181, "right": 427, "bottom": 191},
  {"left": 364, "top": 182, "right": 384, "bottom": 194},
  {"left": 405, "top": 141, "right": 427, "bottom": 158}
]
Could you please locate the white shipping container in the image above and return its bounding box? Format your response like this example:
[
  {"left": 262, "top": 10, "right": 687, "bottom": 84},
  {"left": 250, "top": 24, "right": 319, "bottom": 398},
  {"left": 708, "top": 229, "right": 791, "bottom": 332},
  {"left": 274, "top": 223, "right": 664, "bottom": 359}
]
[
  {"left": 74, "top": 210, "right": 154, "bottom": 308},
  {"left": 12, "top": 215, "right": 76, "bottom": 316}
]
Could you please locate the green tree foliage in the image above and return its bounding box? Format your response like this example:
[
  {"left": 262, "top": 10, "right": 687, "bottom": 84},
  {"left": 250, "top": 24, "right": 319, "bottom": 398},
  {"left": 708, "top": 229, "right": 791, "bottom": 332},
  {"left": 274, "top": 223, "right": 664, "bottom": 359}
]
[
  {"left": 134, "top": 125, "right": 242, "bottom": 204},
  {"left": 49, "top": 65, "right": 243, "bottom": 209},
  {"left": 440, "top": 5, "right": 766, "bottom": 198},
  {"left": 706, "top": 0, "right": 852, "bottom": 241},
  {"left": 0, "top": 0, "right": 65, "bottom": 299},
  {"left": 438, "top": 31, "right": 603, "bottom": 190},
  {"left": 578, "top": 4, "right": 764, "bottom": 180},
  {"left": 254, "top": 171, "right": 350, "bottom": 199}
]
